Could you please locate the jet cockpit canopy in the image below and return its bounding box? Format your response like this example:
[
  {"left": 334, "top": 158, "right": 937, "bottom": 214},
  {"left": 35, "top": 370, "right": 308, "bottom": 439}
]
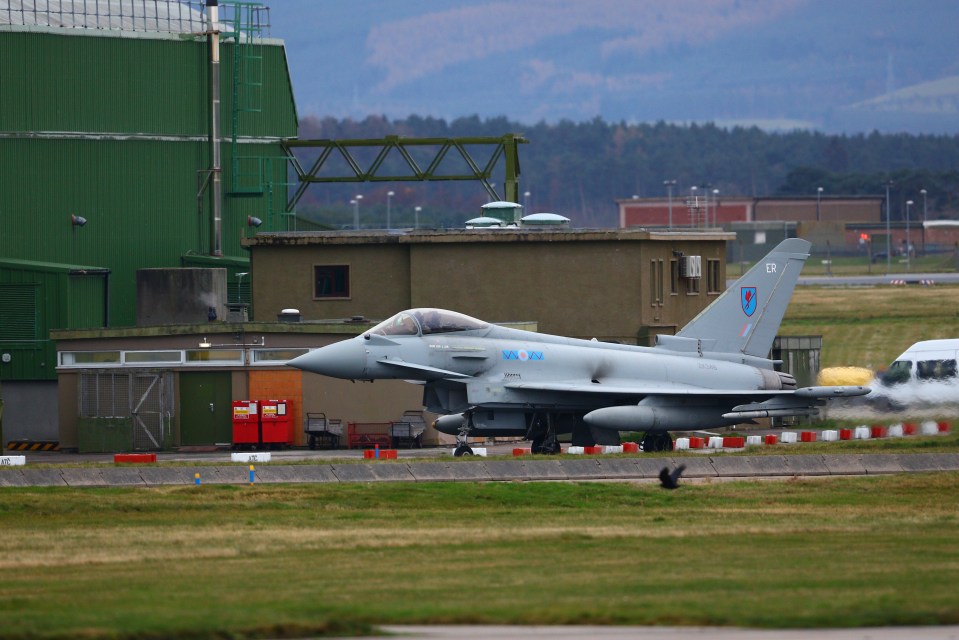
[{"left": 369, "top": 308, "right": 489, "bottom": 337}]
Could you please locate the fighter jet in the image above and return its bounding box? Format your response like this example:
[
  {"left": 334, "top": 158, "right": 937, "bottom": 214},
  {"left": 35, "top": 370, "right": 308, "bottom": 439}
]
[{"left": 289, "top": 238, "right": 868, "bottom": 455}]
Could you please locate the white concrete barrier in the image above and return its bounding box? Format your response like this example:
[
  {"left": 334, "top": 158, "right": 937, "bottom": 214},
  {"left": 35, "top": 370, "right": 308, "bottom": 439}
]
[
  {"left": 602, "top": 445, "right": 624, "bottom": 454},
  {"left": 822, "top": 430, "right": 839, "bottom": 442},
  {"left": 708, "top": 436, "right": 724, "bottom": 449},
  {"left": 0, "top": 456, "right": 26, "bottom": 466},
  {"left": 888, "top": 424, "right": 904, "bottom": 438},
  {"left": 921, "top": 421, "right": 939, "bottom": 436},
  {"left": 854, "top": 426, "right": 871, "bottom": 440},
  {"left": 471, "top": 447, "right": 488, "bottom": 457},
  {"left": 231, "top": 452, "right": 272, "bottom": 463},
  {"left": 674, "top": 438, "right": 690, "bottom": 450},
  {"left": 746, "top": 435, "right": 762, "bottom": 446},
  {"left": 780, "top": 431, "right": 798, "bottom": 444},
  {"left": 567, "top": 446, "right": 585, "bottom": 455}
]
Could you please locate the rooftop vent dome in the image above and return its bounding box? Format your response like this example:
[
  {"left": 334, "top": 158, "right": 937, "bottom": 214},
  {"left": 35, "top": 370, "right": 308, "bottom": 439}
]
[
  {"left": 521, "top": 212, "right": 570, "bottom": 227},
  {"left": 480, "top": 201, "right": 523, "bottom": 224},
  {"left": 466, "top": 216, "right": 511, "bottom": 229}
]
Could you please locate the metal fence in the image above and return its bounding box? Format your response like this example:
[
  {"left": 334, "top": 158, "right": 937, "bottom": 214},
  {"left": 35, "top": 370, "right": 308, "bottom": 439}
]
[{"left": 1, "top": 1, "right": 269, "bottom": 37}]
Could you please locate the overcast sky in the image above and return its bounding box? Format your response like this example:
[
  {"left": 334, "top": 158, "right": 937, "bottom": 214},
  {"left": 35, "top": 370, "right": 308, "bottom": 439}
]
[{"left": 270, "top": 0, "right": 959, "bottom": 134}]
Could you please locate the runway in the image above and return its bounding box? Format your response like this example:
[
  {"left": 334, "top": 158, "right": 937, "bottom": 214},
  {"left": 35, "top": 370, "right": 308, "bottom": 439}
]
[
  {"left": 374, "top": 624, "right": 959, "bottom": 640},
  {"left": 1, "top": 449, "right": 957, "bottom": 487}
]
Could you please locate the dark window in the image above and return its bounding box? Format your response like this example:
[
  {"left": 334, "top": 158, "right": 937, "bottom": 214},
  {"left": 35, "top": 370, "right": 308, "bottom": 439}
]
[
  {"left": 707, "top": 259, "right": 721, "bottom": 293},
  {"left": 881, "top": 360, "right": 912, "bottom": 385},
  {"left": 314, "top": 265, "right": 350, "bottom": 299},
  {"left": 649, "top": 259, "right": 664, "bottom": 306},
  {"left": 917, "top": 359, "right": 957, "bottom": 381},
  {"left": 669, "top": 259, "right": 679, "bottom": 295}
]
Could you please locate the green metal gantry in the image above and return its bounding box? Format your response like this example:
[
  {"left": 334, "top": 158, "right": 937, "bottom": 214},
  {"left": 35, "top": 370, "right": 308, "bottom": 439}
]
[{"left": 282, "top": 133, "right": 528, "bottom": 212}]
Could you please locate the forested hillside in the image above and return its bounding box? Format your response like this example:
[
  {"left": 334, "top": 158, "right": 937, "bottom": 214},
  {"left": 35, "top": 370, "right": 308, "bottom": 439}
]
[{"left": 294, "top": 115, "right": 959, "bottom": 229}]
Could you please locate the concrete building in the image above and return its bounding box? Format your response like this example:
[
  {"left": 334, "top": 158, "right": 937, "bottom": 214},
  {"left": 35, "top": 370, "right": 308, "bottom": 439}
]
[
  {"left": 52, "top": 320, "right": 432, "bottom": 452},
  {"left": 244, "top": 229, "right": 732, "bottom": 344}
]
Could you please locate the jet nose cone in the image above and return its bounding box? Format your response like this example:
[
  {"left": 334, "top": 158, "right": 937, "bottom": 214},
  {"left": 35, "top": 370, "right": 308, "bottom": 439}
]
[{"left": 288, "top": 339, "right": 367, "bottom": 379}]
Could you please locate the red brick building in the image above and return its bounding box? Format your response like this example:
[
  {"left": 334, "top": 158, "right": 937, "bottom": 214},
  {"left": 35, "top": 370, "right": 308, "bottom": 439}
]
[{"left": 618, "top": 195, "right": 883, "bottom": 229}]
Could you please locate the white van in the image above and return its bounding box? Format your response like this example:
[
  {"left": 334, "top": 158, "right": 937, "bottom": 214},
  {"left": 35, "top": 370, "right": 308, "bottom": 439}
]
[{"left": 879, "top": 340, "right": 959, "bottom": 386}]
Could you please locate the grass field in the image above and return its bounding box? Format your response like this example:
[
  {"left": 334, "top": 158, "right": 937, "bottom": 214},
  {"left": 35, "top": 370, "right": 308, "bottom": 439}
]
[
  {"left": 1, "top": 472, "right": 959, "bottom": 639},
  {"left": 780, "top": 284, "right": 959, "bottom": 369}
]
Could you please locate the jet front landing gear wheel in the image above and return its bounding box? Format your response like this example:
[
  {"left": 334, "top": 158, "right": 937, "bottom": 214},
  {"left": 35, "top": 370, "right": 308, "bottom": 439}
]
[{"left": 453, "top": 445, "right": 474, "bottom": 457}]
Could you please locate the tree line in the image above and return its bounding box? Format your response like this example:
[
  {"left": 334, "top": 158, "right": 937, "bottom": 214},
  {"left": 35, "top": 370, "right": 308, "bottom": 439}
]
[{"left": 294, "top": 114, "right": 959, "bottom": 229}]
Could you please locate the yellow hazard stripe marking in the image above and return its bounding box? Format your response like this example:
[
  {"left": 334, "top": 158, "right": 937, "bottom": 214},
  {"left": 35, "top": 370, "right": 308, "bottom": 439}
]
[{"left": 6, "top": 442, "right": 60, "bottom": 451}]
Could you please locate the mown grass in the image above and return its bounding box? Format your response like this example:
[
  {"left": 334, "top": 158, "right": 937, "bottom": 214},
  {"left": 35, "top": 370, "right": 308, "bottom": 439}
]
[
  {"left": 1, "top": 475, "right": 958, "bottom": 638},
  {"left": 781, "top": 284, "right": 959, "bottom": 369}
]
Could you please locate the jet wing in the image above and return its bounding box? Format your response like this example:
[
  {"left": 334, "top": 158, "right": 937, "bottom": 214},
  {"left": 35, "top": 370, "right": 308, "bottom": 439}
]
[
  {"left": 504, "top": 380, "right": 869, "bottom": 399},
  {"left": 722, "top": 385, "right": 869, "bottom": 420},
  {"left": 504, "top": 379, "right": 783, "bottom": 397}
]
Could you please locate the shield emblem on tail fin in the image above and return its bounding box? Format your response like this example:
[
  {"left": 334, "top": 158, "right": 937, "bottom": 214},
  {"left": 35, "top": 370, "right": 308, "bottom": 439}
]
[{"left": 741, "top": 287, "right": 757, "bottom": 317}]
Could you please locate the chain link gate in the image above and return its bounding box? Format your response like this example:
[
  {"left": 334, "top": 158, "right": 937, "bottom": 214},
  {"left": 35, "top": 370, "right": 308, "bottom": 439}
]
[{"left": 79, "top": 371, "right": 174, "bottom": 451}]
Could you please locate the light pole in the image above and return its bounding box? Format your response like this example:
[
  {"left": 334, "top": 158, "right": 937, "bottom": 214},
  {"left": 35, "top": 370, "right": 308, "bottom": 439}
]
[
  {"left": 712, "top": 189, "right": 719, "bottom": 227},
  {"left": 352, "top": 194, "right": 363, "bottom": 230},
  {"left": 523, "top": 190, "right": 531, "bottom": 213},
  {"left": 884, "top": 181, "right": 893, "bottom": 274},
  {"left": 414, "top": 205, "right": 422, "bottom": 229},
  {"left": 816, "top": 187, "right": 823, "bottom": 222},
  {"left": 690, "top": 186, "right": 698, "bottom": 226},
  {"left": 920, "top": 188, "right": 927, "bottom": 256},
  {"left": 905, "top": 199, "right": 914, "bottom": 269},
  {"left": 703, "top": 186, "right": 709, "bottom": 228},
  {"left": 386, "top": 190, "right": 394, "bottom": 230},
  {"left": 663, "top": 179, "right": 676, "bottom": 229}
]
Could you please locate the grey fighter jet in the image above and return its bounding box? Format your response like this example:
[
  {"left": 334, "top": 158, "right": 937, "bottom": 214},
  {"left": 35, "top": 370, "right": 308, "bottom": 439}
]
[{"left": 289, "top": 238, "right": 868, "bottom": 454}]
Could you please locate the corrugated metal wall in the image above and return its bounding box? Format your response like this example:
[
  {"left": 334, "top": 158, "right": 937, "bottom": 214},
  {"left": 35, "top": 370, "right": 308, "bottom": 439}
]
[
  {"left": 0, "top": 261, "right": 107, "bottom": 380},
  {"left": 0, "top": 30, "right": 297, "bottom": 138},
  {"left": 0, "top": 28, "right": 298, "bottom": 344}
]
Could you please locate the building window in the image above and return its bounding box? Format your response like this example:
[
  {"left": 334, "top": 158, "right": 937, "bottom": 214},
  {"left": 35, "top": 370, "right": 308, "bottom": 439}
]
[
  {"left": 314, "top": 265, "right": 350, "bottom": 299},
  {"left": 124, "top": 351, "right": 183, "bottom": 364},
  {"left": 707, "top": 259, "right": 721, "bottom": 294},
  {"left": 686, "top": 276, "right": 700, "bottom": 295},
  {"left": 669, "top": 259, "right": 679, "bottom": 295},
  {"left": 649, "top": 259, "right": 664, "bottom": 306},
  {"left": 252, "top": 348, "right": 309, "bottom": 364}
]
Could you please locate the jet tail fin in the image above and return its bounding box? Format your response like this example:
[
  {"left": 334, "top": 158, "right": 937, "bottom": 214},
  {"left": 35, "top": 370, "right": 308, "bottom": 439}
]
[{"left": 675, "top": 238, "right": 811, "bottom": 358}]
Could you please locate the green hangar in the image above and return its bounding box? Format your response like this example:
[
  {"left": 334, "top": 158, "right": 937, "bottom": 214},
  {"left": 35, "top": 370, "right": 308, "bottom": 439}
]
[{"left": 0, "top": 1, "right": 297, "bottom": 443}]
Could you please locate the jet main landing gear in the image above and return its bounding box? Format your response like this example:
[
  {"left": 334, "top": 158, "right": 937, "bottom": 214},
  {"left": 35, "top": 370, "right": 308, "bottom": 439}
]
[
  {"left": 641, "top": 431, "right": 673, "bottom": 452},
  {"left": 528, "top": 412, "right": 561, "bottom": 455}
]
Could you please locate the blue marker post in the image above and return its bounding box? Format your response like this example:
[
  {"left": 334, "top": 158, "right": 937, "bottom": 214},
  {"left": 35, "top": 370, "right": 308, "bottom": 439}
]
[
  {"left": 249, "top": 464, "right": 255, "bottom": 486},
  {"left": 375, "top": 443, "right": 380, "bottom": 459},
  {"left": 194, "top": 472, "right": 201, "bottom": 486}
]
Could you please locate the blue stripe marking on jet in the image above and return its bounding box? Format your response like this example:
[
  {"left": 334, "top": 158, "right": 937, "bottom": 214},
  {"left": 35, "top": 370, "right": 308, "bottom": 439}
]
[{"left": 502, "top": 350, "right": 544, "bottom": 361}]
